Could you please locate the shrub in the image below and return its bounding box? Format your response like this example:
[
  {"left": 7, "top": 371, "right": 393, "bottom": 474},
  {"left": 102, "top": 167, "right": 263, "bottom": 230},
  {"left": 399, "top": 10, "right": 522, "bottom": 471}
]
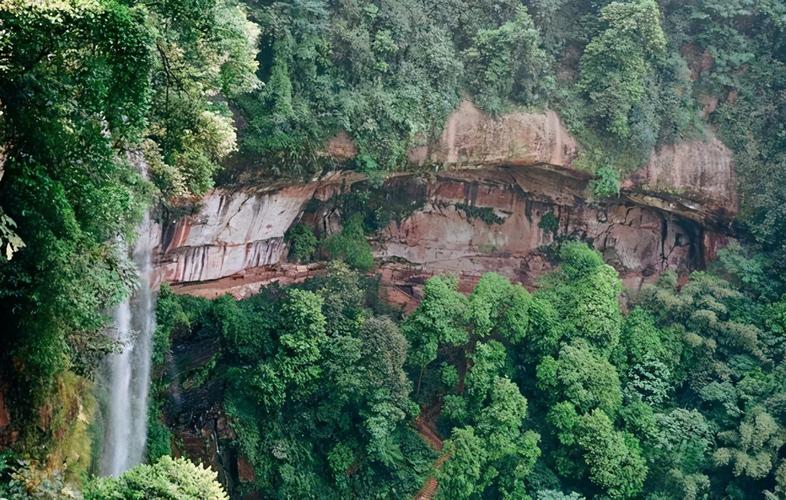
[
  {"left": 590, "top": 166, "right": 620, "bottom": 199},
  {"left": 322, "top": 214, "right": 374, "bottom": 271},
  {"left": 538, "top": 211, "right": 559, "bottom": 236},
  {"left": 286, "top": 223, "right": 318, "bottom": 263},
  {"left": 85, "top": 456, "right": 228, "bottom": 500},
  {"left": 440, "top": 363, "right": 460, "bottom": 389}
]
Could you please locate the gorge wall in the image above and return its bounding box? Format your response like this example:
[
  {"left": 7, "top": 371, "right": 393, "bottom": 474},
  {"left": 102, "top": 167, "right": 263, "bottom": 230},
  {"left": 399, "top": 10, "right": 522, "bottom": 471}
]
[
  {"left": 153, "top": 100, "right": 736, "bottom": 306},
  {"left": 150, "top": 101, "right": 737, "bottom": 498}
]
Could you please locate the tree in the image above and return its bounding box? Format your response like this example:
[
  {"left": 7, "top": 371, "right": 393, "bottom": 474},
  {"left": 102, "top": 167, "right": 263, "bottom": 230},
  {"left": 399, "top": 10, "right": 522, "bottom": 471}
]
[
  {"left": 440, "top": 377, "right": 540, "bottom": 498},
  {"left": 274, "top": 289, "right": 328, "bottom": 394},
  {"left": 315, "top": 260, "right": 366, "bottom": 337},
  {"left": 322, "top": 214, "right": 374, "bottom": 272},
  {"left": 713, "top": 408, "right": 786, "bottom": 480},
  {"left": 576, "top": 410, "right": 647, "bottom": 499},
  {"left": 286, "top": 223, "right": 318, "bottom": 263},
  {"left": 540, "top": 242, "right": 623, "bottom": 352},
  {"left": 359, "top": 317, "right": 412, "bottom": 405},
  {"left": 578, "top": 0, "right": 666, "bottom": 142},
  {"left": 612, "top": 308, "right": 675, "bottom": 375},
  {"left": 0, "top": 0, "right": 155, "bottom": 441},
  {"left": 143, "top": 0, "right": 260, "bottom": 197},
  {"left": 438, "top": 426, "right": 487, "bottom": 499},
  {"left": 464, "top": 341, "right": 508, "bottom": 407},
  {"left": 468, "top": 272, "right": 531, "bottom": 342},
  {"left": 643, "top": 408, "right": 713, "bottom": 497},
  {"left": 462, "top": 6, "right": 553, "bottom": 113},
  {"left": 85, "top": 456, "right": 228, "bottom": 500},
  {"left": 403, "top": 275, "right": 468, "bottom": 392},
  {"left": 0, "top": 0, "right": 260, "bottom": 457},
  {"left": 477, "top": 378, "right": 541, "bottom": 491},
  {"left": 537, "top": 340, "right": 622, "bottom": 417}
]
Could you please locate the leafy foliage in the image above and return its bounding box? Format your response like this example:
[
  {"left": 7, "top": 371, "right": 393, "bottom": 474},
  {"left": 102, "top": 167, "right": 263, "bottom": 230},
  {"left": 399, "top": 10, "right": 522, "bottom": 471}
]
[
  {"left": 285, "top": 223, "right": 318, "bottom": 263},
  {"left": 590, "top": 166, "right": 620, "bottom": 199},
  {"left": 156, "top": 263, "right": 433, "bottom": 498},
  {"left": 85, "top": 456, "right": 228, "bottom": 500},
  {"left": 6, "top": 1, "right": 786, "bottom": 499},
  {"left": 232, "top": 1, "right": 551, "bottom": 175},
  {"left": 578, "top": 0, "right": 666, "bottom": 143},
  {"left": 321, "top": 214, "right": 374, "bottom": 271},
  {"left": 146, "top": 237, "right": 786, "bottom": 499},
  {"left": 0, "top": 0, "right": 259, "bottom": 455},
  {"left": 462, "top": 6, "right": 553, "bottom": 114}
]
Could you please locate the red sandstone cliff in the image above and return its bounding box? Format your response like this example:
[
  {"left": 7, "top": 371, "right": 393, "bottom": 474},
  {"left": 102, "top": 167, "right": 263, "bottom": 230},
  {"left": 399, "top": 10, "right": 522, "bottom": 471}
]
[
  {"left": 152, "top": 100, "right": 736, "bottom": 302},
  {"left": 151, "top": 101, "right": 739, "bottom": 498}
]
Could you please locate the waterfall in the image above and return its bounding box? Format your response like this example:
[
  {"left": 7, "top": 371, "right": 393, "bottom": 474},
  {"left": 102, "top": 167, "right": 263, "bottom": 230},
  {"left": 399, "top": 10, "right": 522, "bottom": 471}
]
[{"left": 100, "top": 212, "right": 156, "bottom": 476}]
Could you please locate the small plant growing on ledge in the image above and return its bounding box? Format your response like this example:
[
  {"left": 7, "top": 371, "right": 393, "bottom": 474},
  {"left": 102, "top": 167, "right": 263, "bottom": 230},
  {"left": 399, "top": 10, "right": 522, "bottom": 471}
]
[
  {"left": 322, "top": 214, "right": 374, "bottom": 271},
  {"left": 286, "top": 223, "right": 318, "bottom": 263},
  {"left": 538, "top": 211, "right": 560, "bottom": 236},
  {"left": 455, "top": 203, "right": 505, "bottom": 225},
  {"left": 590, "top": 166, "right": 620, "bottom": 199}
]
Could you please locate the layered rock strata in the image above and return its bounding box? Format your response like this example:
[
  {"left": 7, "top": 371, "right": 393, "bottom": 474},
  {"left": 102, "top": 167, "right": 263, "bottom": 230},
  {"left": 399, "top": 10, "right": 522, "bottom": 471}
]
[
  {"left": 152, "top": 101, "right": 739, "bottom": 499},
  {"left": 153, "top": 100, "right": 736, "bottom": 300},
  {"left": 154, "top": 164, "right": 729, "bottom": 303}
]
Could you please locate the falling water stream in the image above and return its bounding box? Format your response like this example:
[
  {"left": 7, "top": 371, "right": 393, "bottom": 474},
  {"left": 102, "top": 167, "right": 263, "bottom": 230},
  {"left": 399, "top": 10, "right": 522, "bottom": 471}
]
[{"left": 100, "top": 212, "right": 156, "bottom": 476}]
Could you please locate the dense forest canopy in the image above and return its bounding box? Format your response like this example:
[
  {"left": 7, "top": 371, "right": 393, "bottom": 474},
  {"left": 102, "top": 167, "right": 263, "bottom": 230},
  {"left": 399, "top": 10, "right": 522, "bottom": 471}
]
[
  {"left": 1, "top": 0, "right": 786, "bottom": 498},
  {"left": 142, "top": 244, "right": 786, "bottom": 499}
]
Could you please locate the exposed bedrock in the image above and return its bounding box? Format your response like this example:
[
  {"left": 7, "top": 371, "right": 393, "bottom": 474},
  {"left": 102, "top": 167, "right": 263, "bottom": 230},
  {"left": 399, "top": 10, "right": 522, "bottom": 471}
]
[
  {"left": 152, "top": 100, "right": 736, "bottom": 300},
  {"left": 152, "top": 164, "right": 732, "bottom": 499},
  {"left": 153, "top": 165, "right": 730, "bottom": 302},
  {"left": 152, "top": 103, "right": 739, "bottom": 497}
]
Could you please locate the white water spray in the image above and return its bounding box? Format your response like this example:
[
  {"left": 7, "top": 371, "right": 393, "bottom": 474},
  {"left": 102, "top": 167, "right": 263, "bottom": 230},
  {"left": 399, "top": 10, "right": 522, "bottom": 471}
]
[{"left": 100, "top": 212, "right": 156, "bottom": 476}]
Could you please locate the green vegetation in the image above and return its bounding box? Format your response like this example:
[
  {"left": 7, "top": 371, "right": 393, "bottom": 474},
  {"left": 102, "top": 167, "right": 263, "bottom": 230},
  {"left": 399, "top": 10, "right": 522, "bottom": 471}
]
[
  {"left": 285, "top": 223, "right": 318, "bottom": 263},
  {"left": 0, "top": 0, "right": 259, "bottom": 464},
  {"left": 321, "top": 214, "right": 375, "bottom": 272},
  {"left": 589, "top": 166, "right": 621, "bottom": 199},
  {"left": 85, "top": 455, "right": 228, "bottom": 499},
  {"left": 223, "top": 0, "right": 785, "bottom": 262},
  {"left": 232, "top": 1, "right": 553, "bottom": 175},
  {"left": 538, "top": 211, "right": 560, "bottom": 236},
  {"left": 578, "top": 0, "right": 666, "bottom": 147},
  {"left": 461, "top": 5, "right": 553, "bottom": 114},
  {"left": 454, "top": 203, "right": 505, "bottom": 225},
  {"left": 532, "top": 0, "right": 786, "bottom": 258},
  {"left": 147, "top": 242, "right": 786, "bottom": 498},
  {"left": 4, "top": 0, "right": 786, "bottom": 498},
  {"left": 153, "top": 262, "right": 434, "bottom": 498}
]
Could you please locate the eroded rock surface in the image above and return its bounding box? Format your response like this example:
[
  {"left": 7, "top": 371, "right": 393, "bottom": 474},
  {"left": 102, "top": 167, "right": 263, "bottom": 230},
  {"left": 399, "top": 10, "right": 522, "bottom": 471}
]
[
  {"left": 155, "top": 100, "right": 738, "bottom": 299},
  {"left": 155, "top": 165, "right": 728, "bottom": 302},
  {"left": 157, "top": 183, "right": 318, "bottom": 283},
  {"left": 322, "top": 99, "right": 736, "bottom": 223},
  {"left": 626, "top": 137, "right": 737, "bottom": 225},
  {"left": 407, "top": 100, "right": 578, "bottom": 168},
  {"left": 155, "top": 101, "right": 741, "bottom": 499}
]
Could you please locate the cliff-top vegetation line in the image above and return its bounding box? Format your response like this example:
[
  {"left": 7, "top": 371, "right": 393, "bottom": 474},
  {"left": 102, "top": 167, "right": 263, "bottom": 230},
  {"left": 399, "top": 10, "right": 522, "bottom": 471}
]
[{"left": 1, "top": 0, "right": 786, "bottom": 498}]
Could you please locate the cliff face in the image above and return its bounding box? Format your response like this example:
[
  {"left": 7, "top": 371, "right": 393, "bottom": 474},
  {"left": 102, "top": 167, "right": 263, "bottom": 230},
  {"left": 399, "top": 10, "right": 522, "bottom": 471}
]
[
  {"left": 626, "top": 137, "right": 737, "bottom": 227},
  {"left": 155, "top": 165, "right": 726, "bottom": 303},
  {"left": 157, "top": 183, "right": 318, "bottom": 284},
  {"left": 373, "top": 167, "right": 706, "bottom": 292},
  {"left": 152, "top": 103, "right": 738, "bottom": 497},
  {"left": 407, "top": 100, "right": 578, "bottom": 168},
  {"left": 153, "top": 101, "right": 735, "bottom": 302}
]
